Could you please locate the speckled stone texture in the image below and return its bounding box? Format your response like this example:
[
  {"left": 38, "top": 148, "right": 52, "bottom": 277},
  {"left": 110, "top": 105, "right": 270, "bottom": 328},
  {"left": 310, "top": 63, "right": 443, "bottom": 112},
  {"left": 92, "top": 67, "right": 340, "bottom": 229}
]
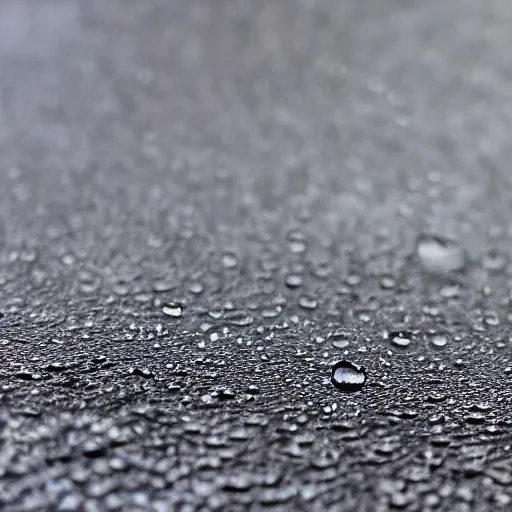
[{"left": 2, "top": 1, "right": 512, "bottom": 510}]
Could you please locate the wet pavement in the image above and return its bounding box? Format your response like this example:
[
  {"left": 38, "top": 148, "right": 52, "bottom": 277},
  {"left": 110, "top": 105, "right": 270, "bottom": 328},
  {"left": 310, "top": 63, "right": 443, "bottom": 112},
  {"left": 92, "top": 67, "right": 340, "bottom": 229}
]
[{"left": 2, "top": 1, "right": 512, "bottom": 510}]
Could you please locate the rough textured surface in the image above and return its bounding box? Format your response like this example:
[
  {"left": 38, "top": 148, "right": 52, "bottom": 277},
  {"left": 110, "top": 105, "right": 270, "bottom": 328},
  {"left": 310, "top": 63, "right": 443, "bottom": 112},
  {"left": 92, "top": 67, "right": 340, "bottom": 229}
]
[{"left": 2, "top": 1, "right": 512, "bottom": 510}]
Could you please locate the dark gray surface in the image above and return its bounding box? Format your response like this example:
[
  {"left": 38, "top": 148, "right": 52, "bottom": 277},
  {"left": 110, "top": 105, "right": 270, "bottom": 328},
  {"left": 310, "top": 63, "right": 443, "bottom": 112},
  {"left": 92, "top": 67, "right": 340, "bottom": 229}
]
[{"left": 2, "top": 1, "right": 512, "bottom": 510}]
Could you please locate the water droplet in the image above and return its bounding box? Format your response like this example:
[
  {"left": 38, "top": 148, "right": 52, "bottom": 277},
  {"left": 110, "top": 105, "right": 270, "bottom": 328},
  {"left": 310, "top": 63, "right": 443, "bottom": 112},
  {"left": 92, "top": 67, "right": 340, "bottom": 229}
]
[
  {"left": 430, "top": 334, "right": 448, "bottom": 348},
  {"left": 289, "top": 241, "right": 306, "bottom": 254},
  {"left": 389, "top": 331, "right": 412, "bottom": 348},
  {"left": 380, "top": 276, "right": 396, "bottom": 289},
  {"left": 331, "top": 360, "right": 366, "bottom": 392},
  {"left": 152, "top": 280, "right": 173, "bottom": 292},
  {"left": 189, "top": 282, "right": 203, "bottom": 294},
  {"left": 285, "top": 274, "right": 303, "bottom": 288},
  {"left": 330, "top": 332, "right": 349, "bottom": 348},
  {"left": 113, "top": 281, "right": 129, "bottom": 296},
  {"left": 62, "top": 254, "right": 75, "bottom": 266},
  {"left": 222, "top": 253, "right": 238, "bottom": 269},
  {"left": 299, "top": 296, "right": 317, "bottom": 310},
  {"left": 162, "top": 302, "right": 183, "bottom": 317},
  {"left": 227, "top": 313, "right": 253, "bottom": 326},
  {"left": 346, "top": 274, "right": 361, "bottom": 286},
  {"left": 417, "top": 234, "right": 466, "bottom": 273},
  {"left": 262, "top": 307, "right": 281, "bottom": 318}
]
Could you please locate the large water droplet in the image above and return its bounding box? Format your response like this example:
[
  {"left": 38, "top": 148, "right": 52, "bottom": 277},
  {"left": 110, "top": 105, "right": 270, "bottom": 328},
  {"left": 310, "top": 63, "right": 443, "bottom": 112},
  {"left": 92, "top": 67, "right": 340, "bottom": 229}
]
[
  {"left": 331, "top": 360, "right": 366, "bottom": 392},
  {"left": 416, "top": 234, "right": 466, "bottom": 273}
]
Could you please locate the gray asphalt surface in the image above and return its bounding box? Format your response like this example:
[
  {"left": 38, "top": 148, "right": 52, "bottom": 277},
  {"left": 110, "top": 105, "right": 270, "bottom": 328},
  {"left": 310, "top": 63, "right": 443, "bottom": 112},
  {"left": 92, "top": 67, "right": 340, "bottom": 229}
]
[{"left": 2, "top": 1, "right": 512, "bottom": 510}]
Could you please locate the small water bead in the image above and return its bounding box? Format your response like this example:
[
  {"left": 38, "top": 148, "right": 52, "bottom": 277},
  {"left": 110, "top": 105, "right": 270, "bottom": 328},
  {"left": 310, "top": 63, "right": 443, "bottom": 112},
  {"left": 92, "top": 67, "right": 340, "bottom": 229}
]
[
  {"left": 113, "top": 282, "right": 130, "bottom": 296},
  {"left": 262, "top": 307, "right": 281, "bottom": 318},
  {"left": 299, "top": 296, "right": 317, "bottom": 310},
  {"left": 430, "top": 334, "right": 448, "bottom": 348},
  {"left": 330, "top": 332, "right": 350, "bottom": 349},
  {"left": 389, "top": 331, "right": 412, "bottom": 348},
  {"left": 331, "top": 360, "right": 366, "bottom": 392},
  {"left": 380, "top": 277, "right": 396, "bottom": 290},
  {"left": 346, "top": 275, "right": 361, "bottom": 286},
  {"left": 153, "top": 280, "right": 173, "bottom": 292},
  {"left": 222, "top": 253, "right": 239, "bottom": 269},
  {"left": 332, "top": 339, "right": 349, "bottom": 349},
  {"left": 224, "top": 300, "right": 235, "bottom": 310},
  {"left": 417, "top": 234, "right": 466, "bottom": 273},
  {"left": 285, "top": 275, "right": 303, "bottom": 288},
  {"left": 162, "top": 302, "right": 183, "bottom": 318},
  {"left": 227, "top": 314, "right": 253, "bottom": 326},
  {"left": 62, "top": 254, "right": 75, "bottom": 266},
  {"left": 189, "top": 282, "right": 203, "bottom": 294},
  {"left": 289, "top": 241, "right": 305, "bottom": 254}
]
